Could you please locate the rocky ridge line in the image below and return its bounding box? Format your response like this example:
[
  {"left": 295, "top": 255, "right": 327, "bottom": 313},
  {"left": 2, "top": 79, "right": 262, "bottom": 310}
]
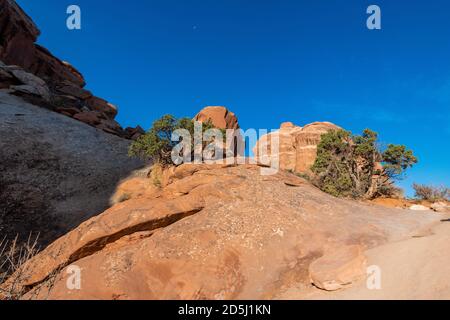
[{"left": 0, "top": 0, "right": 143, "bottom": 139}]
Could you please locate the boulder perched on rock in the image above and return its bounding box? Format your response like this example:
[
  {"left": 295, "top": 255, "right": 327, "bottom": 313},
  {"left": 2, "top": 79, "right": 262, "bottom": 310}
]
[
  {"left": 194, "top": 106, "right": 239, "bottom": 129},
  {"left": 254, "top": 121, "right": 341, "bottom": 174}
]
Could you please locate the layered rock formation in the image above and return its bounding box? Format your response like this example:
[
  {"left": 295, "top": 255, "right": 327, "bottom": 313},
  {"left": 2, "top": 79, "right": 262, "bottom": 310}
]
[
  {"left": 0, "top": 0, "right": 142, "bottom": 139},
  {"left": 254, "top": 121, "right": 341, "bottom": 174},
  {"left": 2, "top": 163, "right": 442, "bottom": 299}
]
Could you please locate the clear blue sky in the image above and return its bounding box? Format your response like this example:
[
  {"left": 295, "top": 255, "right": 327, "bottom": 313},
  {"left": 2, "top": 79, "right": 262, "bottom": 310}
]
[{"left": 17, "top": 0, "right": 449, "bottom": 196}]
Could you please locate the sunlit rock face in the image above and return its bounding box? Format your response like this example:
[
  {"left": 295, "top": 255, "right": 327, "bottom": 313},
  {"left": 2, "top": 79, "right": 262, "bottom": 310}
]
[{"left": 254, "top": 121, "right": 341, "bottom": 173}]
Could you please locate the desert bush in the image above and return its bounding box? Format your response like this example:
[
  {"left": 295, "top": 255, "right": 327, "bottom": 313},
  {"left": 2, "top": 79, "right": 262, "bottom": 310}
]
[
  {"left": 0, "top": 234, "right": 39, "bottom": 300},
  {"left": 412, "top": 183, "right": 449, "bottom": 201},
  {"left": 377, "top": 184, "right": 404, "bottom": 199},
  {"left": 311, "top": 129, "right": 417, "bottom": 199},
  {"left": 128, "top": 115, "right": 224, "bottom": 166}
]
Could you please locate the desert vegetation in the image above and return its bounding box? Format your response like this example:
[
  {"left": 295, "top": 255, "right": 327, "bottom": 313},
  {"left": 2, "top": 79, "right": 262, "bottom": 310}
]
[
  {"left": 311, "top": 129, "right": 417, "bottom": 199},
  {"left": 412, "top": 183, "right": 449, "bottom": 202},
  {"left": 128, "top": 115, "right": 224, "bottom": 166},
  {"left": 0, "top": 234, "right": 39, "bottom": 300}
]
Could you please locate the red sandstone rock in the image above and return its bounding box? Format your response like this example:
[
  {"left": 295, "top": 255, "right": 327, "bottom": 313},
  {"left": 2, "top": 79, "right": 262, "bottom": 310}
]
[
  {"left": 55, "top": 107, "right": 81, "bottom": 116},
  {"left": 194, "top": 106, "right": 239, "bottom": 129},
  {"left": 1, "top": 164, "right": 441, "bottom": 300},
  {"left": 254, "top": 121, "right": 341, "bottom": 173},
  {"left": 0, "top": 0, "right": 141, "bottom": 139},
  {"left": 309, "top": 245, "right": 367, "bottom": 291},
  {"left": 73, "top": 111, "right": 103, "bottom": 126},
  {"left": 55, "top": 82, "right": 92, "bottom": 100},
  {"left": 86, "top": 96, "right": 118, "bottom": 119}
]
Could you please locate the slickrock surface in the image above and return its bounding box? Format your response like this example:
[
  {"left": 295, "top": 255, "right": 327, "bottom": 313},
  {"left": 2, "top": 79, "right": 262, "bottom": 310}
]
[
  {"left": 3, "top": 163, "right": 442, "bottom": 300},
  {"left": 281, "top": 217, "right": 450, "bottom": 300},
  {"left": 0, "top": 92, "right": 143, "bottom": 247}
]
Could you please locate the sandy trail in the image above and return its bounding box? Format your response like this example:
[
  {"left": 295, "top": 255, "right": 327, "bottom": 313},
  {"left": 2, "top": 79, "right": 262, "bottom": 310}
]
[{"left": 281, "top": 214, "right": 450, "bottom": 300}]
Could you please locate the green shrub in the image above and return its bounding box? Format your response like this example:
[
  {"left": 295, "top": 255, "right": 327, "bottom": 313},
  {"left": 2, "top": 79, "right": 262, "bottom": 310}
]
[
  {"left": 311, "top": 128, "right": 417, "bottom": 199},
  {"left": 128, "top": 115, "right": 224, "bottom": 166}
]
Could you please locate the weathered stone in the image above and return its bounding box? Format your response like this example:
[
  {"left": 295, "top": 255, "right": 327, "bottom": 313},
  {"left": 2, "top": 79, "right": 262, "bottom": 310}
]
[
  {"left": 2, "top": 163, "right": 442, "bottom": 300},
  {"left": 430, "top": 202, "right": 450, "bottom": 213},
  {"left": 194, "top": 106, "right": 239, "bottom": 129},
  {"left": 55, "top": 83, "right": 92, "bottom": 100},
  {"left": 0, "top": 91, "right": 143, "bottom": 253},
  {"left": 55, "top": 107, "right": 81, "bottom": 116},
  {"left": 73, "top": 111, "right": 104, "bottom": 126},
  {"left": 86, "top": 96, "right": 118, "bottom": 118},
  {"left": 309, "top": 245, "right": 367, "bottom": 291},
  {"left": 3, "top": 68, "right": 50, "bottom": 101},
  {"left": 254, "top": 121, "right": 340, "bottom": 173}
]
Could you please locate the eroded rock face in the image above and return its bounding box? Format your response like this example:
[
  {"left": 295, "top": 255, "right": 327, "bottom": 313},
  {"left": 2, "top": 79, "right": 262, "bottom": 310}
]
[
  {"left": 0, "top": 0, "right": 141, "bottom": 139},
  {"left": 0, "top": 0, "right": 84, "bottom": 88},
  {"left": 2, "top": 163, "right": 441, "bottom": 300},
  {"left": 0, "top": 92, "right": 143, "bottom": 249},
  {"left": 194, "top": 106, "right": 240, "bottom": 129},
  {"left": 254, "top": 121, "right": 341, "bottom": 174}
]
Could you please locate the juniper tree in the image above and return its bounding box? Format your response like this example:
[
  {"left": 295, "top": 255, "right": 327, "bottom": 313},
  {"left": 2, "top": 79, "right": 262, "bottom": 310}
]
[{"left": 311, "top": 129, "right": 417, "bottom": 199}]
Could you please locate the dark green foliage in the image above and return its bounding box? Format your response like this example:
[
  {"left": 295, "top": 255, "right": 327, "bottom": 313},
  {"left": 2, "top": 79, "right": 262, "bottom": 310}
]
[
  {"left": 382, "top": 144, "right": 418, "bottom": 179},
  {"left": 128, "top": 114, "right": 224, "bottom": 166},
  {"left": 311, "top": 128, "right": 417, "bottom": 199}
]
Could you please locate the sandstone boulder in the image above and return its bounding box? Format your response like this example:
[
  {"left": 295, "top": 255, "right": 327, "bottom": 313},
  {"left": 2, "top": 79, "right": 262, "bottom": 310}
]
[
  {"left": 96, "top": 119, "right": 124, "bottom": 136},
  {"left": 430, "top": 202, "right": 450, "bottom": 213},
  {"left": 86, "top": 96, "right": 118, "bottom": 119},
  {"left": 124, "top": 126, "right": 145, "bottom": 140},
  {"left": 194, "top": 106, "right": 239, "bottom": 129},
  {"left": 0, "top": 0, "right": 40, "bottom": 69},
  {"left": 309, "top": 245, "right": 367, "bottom": 291},
  {"left": 55, "top": 82, "right": 92, "bottom": 100}
]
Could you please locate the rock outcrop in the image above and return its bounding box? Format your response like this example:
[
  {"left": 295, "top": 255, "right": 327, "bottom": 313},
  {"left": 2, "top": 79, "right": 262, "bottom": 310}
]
[
  {"left": 194, "top": 106, "right": 239, "bottom": 129},
  {"left": 0, "top": 92, "right": 143, "bottom": 248},
  {"left": 308, "top": 245, "right": 367, "bottom": 291},
  {"left": 0, "top": 0, "right": 142, "bottom": 139},
  {"left": 254, "top": 121, "right": 341, "bottom": 174},
  {"left": 430, "top": 202, "right": 450, "bottom": 213},
  {"left": 2, "top": 163, "right": 442, "bottom": 300}
]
